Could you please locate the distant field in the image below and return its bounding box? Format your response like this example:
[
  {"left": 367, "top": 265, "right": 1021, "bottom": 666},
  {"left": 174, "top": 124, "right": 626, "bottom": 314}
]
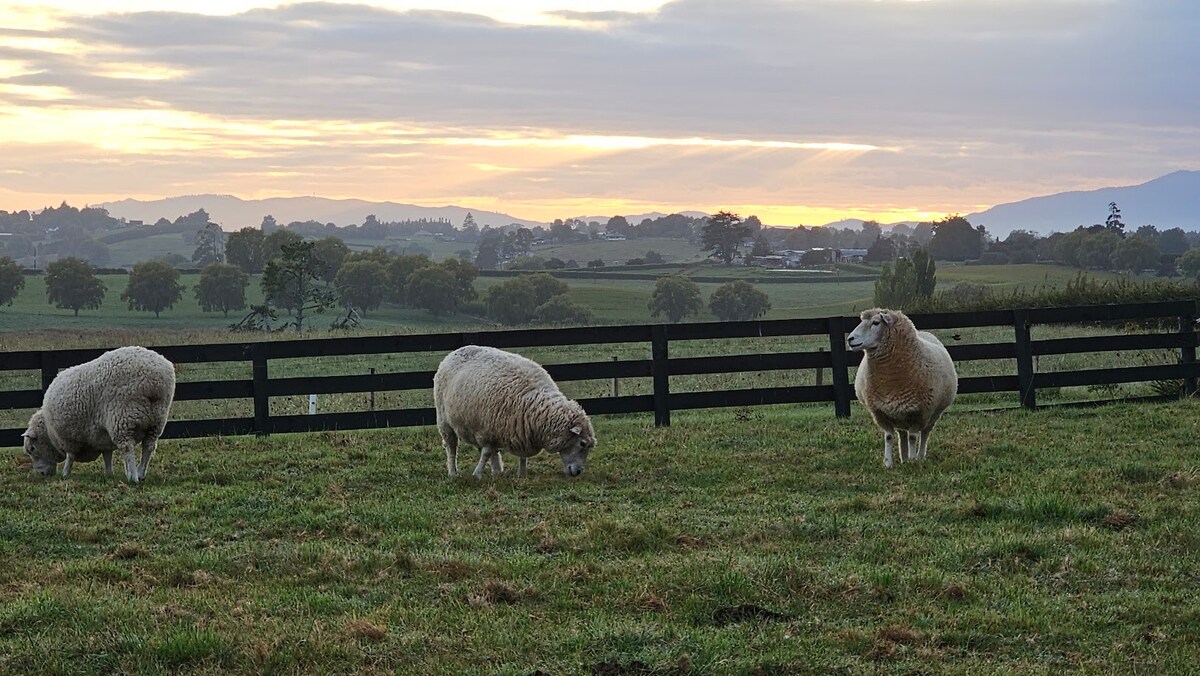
[
  {"left": 528, "top": 237, "right": 707, "bottom": 265},
  {"left": 0, "top": 263, "right": 1162, "bottom": 337}
]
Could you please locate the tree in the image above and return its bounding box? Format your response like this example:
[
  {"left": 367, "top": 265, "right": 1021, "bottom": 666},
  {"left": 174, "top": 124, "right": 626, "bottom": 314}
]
[
  {"left": 1178, "top": 248, "right": 1200, "bottom": 280},
  {"left": 260, "top": 214, "right": 278, "bottom": 234},
  {"left": 225, "top": 227, "right": 267, "bottom": 274},
  {"left": 387, "top": 253, "right": 432, "bottom": 303},
  {"left": 1104, "top": 201, "right": 1126, "bottom": 236},
  {"left": 261, "top": 228, "right": 304, "bottom": 266},
  {"left": 438, "top": 257, "right": 479, "bottom": 304},
  {"left": 701, "top": 211, "right": 752, "bottom": 266},
  {"left": 261, "top": 240, "right": 336, "bottom": 332},
  {"left": 0, "top": 256, "right": 25, "bottom": 306},
  {"left": 527, "top": 273, "right": 569, "bottom": 306},
  {"left": 191, "top": 223, "right": 225, "bottom": 266},
  {"left": 487, "top": 276, "right": 540, "bottom": 325},
  {"left": 709, "top": 280, "right": 771, "bottom": 321},
  {"left": 605, "top": 215, "right": 631, "bottom": 236},
  {"left": 865, "top": 235, "right": 896, "bottom": 263},
  {"left": 475, "top": 237, "right": 500, "bottom": 270},
  {"left": 927, "top": 216, "right": 984, "bottom": 261},
  {"left": 333, "top": 260, "right": 387, "bottom": 315},
  {"left": 874, "top": 258, "right": 918, "bottom": 309},
  {"left": 1110, "top": 236, "right": 1160, "bottom": 273},
  {"left": 45, "top": 257, "right": 106, "bottom": 316},
  {"left": 533, "top": 295, "right": 595, "bottom": 325},
  {"left": 911, "top": 247, "right": 937, "bottom": 299},
  {"left": 195, "top": 263, "right": 249, "bottom": 317},
  {"left": 122, "top": 261, "right": 184, "bottom": 318},
  {"left": 312, "top": 237, "right": 350, "bottom": 285},
  {"left": 406, "top": 266, "right": 461, "bottom": 316},
  {"left": 648, "top": 275, "right": 702, "bottom": 322}
]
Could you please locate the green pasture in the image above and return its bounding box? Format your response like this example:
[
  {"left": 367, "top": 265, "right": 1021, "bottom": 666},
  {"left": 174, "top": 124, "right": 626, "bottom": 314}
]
[{"left": 2, "top": 400, "right": 1198, "bottom": 674}]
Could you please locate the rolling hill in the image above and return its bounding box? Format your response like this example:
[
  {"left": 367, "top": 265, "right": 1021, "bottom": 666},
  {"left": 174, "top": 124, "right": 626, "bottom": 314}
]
[{"left": 967, "top": 170, "right": 1200, "bottom": 237}]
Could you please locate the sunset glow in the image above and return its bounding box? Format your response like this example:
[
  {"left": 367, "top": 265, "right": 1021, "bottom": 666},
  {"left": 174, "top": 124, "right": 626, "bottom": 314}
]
[{"left": 1, "top": 0, "right": 1195, "bottom": 226}]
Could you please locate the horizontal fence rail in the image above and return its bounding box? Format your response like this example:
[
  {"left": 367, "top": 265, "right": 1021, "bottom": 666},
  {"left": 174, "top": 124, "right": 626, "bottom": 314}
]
[{"left": 0, "top": 301, "right": 1196, "bottom": 448}]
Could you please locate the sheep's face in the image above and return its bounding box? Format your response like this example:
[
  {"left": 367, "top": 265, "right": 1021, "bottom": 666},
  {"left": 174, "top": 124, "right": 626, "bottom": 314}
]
[
  {"left": 847, "top": 309, "right": 895, "bottom": 352},
  {"left": 22, "top": 412, "right": 63, "bottom": 477},
  {"left": 548, "top": 417, "right": 596, "bottom": 478}
]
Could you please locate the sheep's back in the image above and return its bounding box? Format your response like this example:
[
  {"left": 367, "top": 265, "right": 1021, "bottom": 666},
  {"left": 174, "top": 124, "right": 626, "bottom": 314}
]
[
  {"left": 43, "top": 347, "right": 176, "bottom": 449},
  {"left": 434, "top": 346, "right": 557, "bottom": 445}
]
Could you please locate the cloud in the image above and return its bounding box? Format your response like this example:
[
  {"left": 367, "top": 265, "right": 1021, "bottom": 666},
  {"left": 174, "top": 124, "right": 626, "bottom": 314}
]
[{"left": 1, "top": 0, "right": 1198, "bottom": 221}]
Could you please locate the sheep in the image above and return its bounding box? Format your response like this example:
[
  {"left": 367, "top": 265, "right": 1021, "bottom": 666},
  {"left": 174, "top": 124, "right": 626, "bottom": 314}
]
[
  {"left": 434, "top": 345, "right": 596, "bottom": 478},
  {"left": 22, "top": 346, "right": 176, "bottom": 482},
  {"left": 847, "top": 308, "right": 957, "bottom": 469}
]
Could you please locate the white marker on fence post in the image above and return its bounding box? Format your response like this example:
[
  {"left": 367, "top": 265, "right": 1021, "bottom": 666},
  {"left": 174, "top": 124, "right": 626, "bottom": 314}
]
[{"left": 308, "top": 394, "right": 318, "bottom": 415}]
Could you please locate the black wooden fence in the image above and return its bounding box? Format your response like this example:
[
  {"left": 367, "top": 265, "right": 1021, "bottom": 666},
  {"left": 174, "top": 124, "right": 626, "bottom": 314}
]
[{"left": 1, "top": 301, "right": 1196, "bottom": 448}]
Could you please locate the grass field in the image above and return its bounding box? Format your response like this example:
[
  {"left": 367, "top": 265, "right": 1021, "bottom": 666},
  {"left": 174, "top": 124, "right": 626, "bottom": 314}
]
[{"left": 2, "top": 400, "right": 1198, "bottom": 673}]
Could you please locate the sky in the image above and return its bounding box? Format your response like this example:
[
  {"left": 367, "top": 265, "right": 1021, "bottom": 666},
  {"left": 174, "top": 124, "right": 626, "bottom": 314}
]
[{"left": 1, "top": 0, "right": 1198, "bottom": 226}]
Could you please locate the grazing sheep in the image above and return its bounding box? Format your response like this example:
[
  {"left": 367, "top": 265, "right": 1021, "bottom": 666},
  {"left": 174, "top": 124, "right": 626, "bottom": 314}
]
[
  {"left": 23, "top": 346, "right": 176, "bottom": 482},
  {"left": 434, "top": 345, "right": 596, "bottom": 478},
  {"left": 847, "top": 308, "right": 957, "bottom": 469}
]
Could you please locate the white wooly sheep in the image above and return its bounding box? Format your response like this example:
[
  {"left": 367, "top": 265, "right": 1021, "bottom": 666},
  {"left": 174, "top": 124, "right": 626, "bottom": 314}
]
[
  {"left": 23, "top": 346, "right": 176, "bottom": 482},
  {"left": 847, "top": 308, "right": 957, "bottom": 468},
  {"left": 434, "top": 345, "right": 597, "bottom": 478}
]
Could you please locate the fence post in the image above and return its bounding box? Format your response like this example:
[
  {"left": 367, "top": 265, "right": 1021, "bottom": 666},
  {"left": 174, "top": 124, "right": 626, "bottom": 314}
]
[
  {"left": 39, "top": 351, "right": 56, "bottom": 392},
  {"left": 369, "top": 367, "right": 376, "bottom": 411},
  {"left": 816, "top": 347, "right": 825, "bottom": 386},
  {"left": 651, "top": 324, "right": 670, "bottom": 427},
  {"left": 827, "top": 316, "right": 851, "bottom": 418},
  {"left": 251, "top": 344, "right": 270, "bottom": 436},
  {"left": 1014, "top": 309, "right": 1037, "bottom": 410},
  {"left": 611, "top": 356, "right": 619, "bottom": 397},
  {"left": 1180, "top": 309, "right": 1197, "bottom": 397}
]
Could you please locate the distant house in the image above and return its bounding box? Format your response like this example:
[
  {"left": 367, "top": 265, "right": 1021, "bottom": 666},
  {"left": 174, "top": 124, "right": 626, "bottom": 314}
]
[
  {"left": 838, "top": 248, "right": 869, "bottom": 263},
  {"left": 413, "top": 229, "right": 435, "bottom": 238},
  {"left": 603, "top": 232, "right": 627, "bottom": 241}
]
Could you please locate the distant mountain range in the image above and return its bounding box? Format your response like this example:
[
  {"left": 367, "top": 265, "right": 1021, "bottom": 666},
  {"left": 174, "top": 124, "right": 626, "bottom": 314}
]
[
  {"left": 98, "top": 195, "right": 545, "bottom": 230},
  {"left": 967, "top": 170, "right": 1200, "bottom": 237},
  {"left": 97, "top": 170, "right": 1200, "bottom": 236}
]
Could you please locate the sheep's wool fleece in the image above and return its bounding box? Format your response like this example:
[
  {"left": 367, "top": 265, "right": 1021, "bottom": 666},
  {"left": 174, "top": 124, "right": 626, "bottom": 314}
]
[
  {"left": 434, "top": 345, "right": 589, "bottom": 457},
  {"left": 40, "top": 346, "right": 176, "bottom": 456},
  {"left": 855, "top": 310, "right": 957, "bottom": 431}
]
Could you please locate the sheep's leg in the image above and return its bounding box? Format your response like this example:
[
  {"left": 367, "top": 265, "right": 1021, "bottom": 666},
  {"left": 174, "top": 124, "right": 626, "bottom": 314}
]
[
  {"left": 490, "top": 451, "right": 504, "bottom": 474},
  {"left": 137, "top": 436, "right": 158, "bottom": 481},
  {"left": 102, "top": 450, "right": 113, "bottom": 477},
  {"left": 917, "top": 425, "right": 935, "bottom": 461},
  {"left": 441, "top": 426, "right": 458, "bottom": 477},
  {"left": 896, "top": 432, "right": 910, "bottom": 465},
  {"left": 518, "top": 457, "right": 528, "bottom": 478},
  {"left": 61, "top": 454, "right": 74, "bottom": 479},
  {"left": 905, "top": 431, "right": 920, "bottom": 461},
  {"left": 119, "top": 440, "right": 140, "bottom": 483},
  {"left": 882, "top": 428, "right": 896, "bottom": 469},
  {"left": 472, "top": 446, "right": 496, "bottom": 479}
]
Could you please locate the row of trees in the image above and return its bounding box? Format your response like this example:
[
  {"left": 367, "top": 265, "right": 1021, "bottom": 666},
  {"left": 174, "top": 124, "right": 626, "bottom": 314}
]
[{"left": 648, "top": 276, "right": 772, "bottom": 322}]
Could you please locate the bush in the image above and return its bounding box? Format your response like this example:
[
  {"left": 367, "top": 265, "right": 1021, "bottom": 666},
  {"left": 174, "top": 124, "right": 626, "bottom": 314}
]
[
  {"left": 709, "top": 280, "right": 771, "bottom": 321},
  {"left": 913, "top": 272, "right": 1200, "bottom": 313},
  {"left": 533, "top": 295, "right": 595, "bottom": 326}
]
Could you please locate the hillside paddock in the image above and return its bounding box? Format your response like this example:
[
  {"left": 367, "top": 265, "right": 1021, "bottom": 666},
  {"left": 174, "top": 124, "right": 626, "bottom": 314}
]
[{"left": 2, "top": 400, "right": 1198, "bottom": 674}]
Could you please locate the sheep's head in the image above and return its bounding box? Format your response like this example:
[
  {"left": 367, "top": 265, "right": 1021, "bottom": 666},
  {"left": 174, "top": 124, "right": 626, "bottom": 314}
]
[
  {"left": 847, "top": 308, "right": 897, "bottom": 352},
  {"left": 546, "top": 408, "right": 596, "bottom": 477},
  {"left": 22, "top": 411, "right": 63, "bottom": 477}
]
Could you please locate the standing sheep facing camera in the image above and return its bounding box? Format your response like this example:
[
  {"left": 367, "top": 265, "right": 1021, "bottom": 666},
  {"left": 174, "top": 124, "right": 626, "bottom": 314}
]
[
  {"left": 848, "top": 308, "right": 957, "bottom": 469},
  {"left": 434, "top": 345, "right": 596, "bottom": 478},
  {"left": 23, "top": 346, "right": 175, "bottom": 482}
]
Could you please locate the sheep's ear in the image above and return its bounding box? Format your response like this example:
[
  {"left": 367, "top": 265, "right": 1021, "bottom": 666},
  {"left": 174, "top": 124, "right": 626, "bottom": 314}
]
[
  {"left": 570, "top": 426, "right": 582, "bottom": 436},
  {"left": 880, "top": 311, "right": 895, "bottom": 325}
]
